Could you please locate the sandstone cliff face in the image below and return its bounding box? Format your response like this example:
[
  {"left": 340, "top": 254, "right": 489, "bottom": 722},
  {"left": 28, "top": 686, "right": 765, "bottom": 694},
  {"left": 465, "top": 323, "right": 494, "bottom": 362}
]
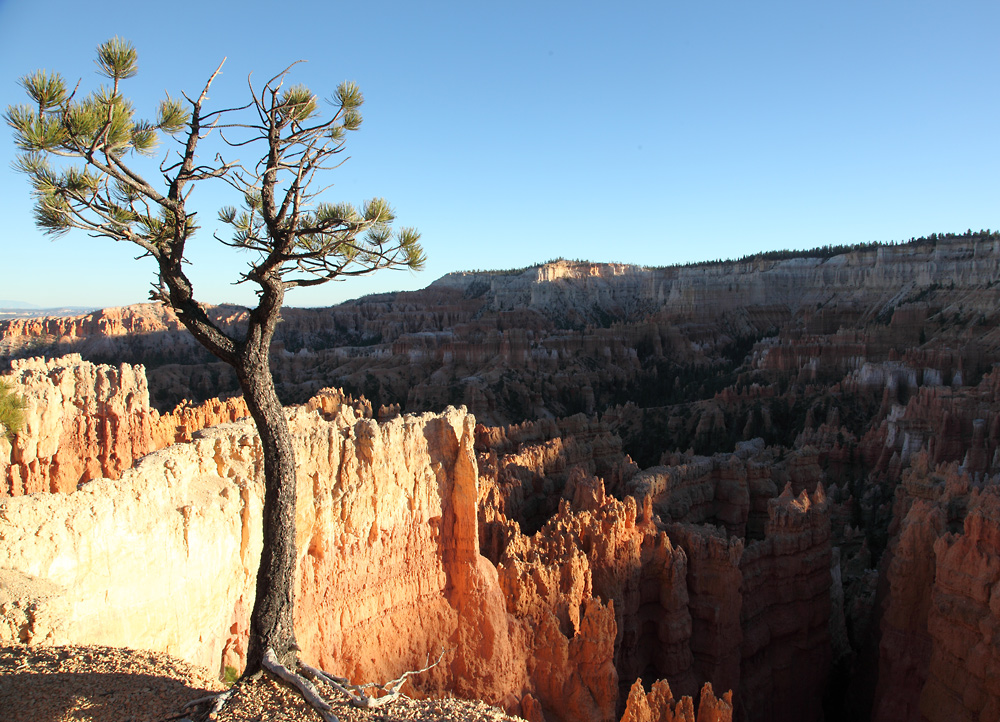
[
  {"left": 476, "top": 414, "right": 638, "bottom": 537},
  {"left": 0, "top": 421, "right": 259, "bottom": 666},
  {"left": 496, "top": 477, "right": 690, "bottom": 721},
  {"left": 477, "top": 414, "right": 832, "bottom": 722},
  {"left": 1, "top": 355, "right": 154, "bottom": 495},
  {"left": 738, "top": 484, "right": 831, "bottom": 722},
  {"left": 922, "top": 489, "right": 1000, "bottom": 722},
  {"left": 0, "top": 304, "right": 184, "bottom": 344},
  {"left": 872, "top": 492, "right": 944, "bottom": 721},
  {"left": 470, "top": 327, "right": 1000, "bottom": 720},
  {"left": 6, "top": 235, "right": 999, "bottom": 424},
  {"left": 443, "top": 240, "right": 1000, "bottom": 325},
  {"left": 872, "top": 457, "right": 1000, "bottom": 722},
  {"left": 7, "top": 234, "right": 1000, "bottom": 720},
  {"left": 0, "top": 400, "right": 513, "bottom": 691},
  {"left": 0, "top": 359, "right": 733, "bottom": 722},
  {"left": 1, "top": 355, "right": 247, "bottom": 497}
]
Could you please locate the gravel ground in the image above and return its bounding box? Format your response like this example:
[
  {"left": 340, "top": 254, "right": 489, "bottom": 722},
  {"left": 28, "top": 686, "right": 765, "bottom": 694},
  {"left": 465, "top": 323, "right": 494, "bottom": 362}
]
[{"left": 0, "top": 645, "right": 525, "bottom": 722}]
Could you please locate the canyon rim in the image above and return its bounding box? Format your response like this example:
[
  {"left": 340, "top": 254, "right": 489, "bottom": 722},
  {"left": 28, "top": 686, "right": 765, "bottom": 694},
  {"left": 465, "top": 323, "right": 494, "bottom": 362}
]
[{"left": 4, "top": 233, "right": 1000, "bottom": 721}]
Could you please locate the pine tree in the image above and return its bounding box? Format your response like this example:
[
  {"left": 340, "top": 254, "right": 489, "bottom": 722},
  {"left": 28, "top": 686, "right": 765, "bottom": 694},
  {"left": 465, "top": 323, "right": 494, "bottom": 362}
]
[
  {"left": 0, "top": 381, "right": 25, "bottom": 441},
  {"left": 6, "top": 37, "right": 424, "bottom": 706}
]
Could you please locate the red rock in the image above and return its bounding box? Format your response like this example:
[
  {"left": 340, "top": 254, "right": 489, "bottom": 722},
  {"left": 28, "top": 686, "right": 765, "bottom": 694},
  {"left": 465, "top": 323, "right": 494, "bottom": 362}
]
[
  {"left": 619, "top": 679, "right": 733, "bottom": 722},
  {"left": 920, "top": 490, "right": 1000, "bottom": 722},
  {"left": 2, "top": 356, "right": 248, "bottom": 497},
  {"left": 9, "top": 236, "right": 1000, "bottom": 720}
]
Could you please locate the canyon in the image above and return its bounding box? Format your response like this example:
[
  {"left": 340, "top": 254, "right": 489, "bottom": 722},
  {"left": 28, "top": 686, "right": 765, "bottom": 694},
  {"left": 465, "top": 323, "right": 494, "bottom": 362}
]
[{"left": 3, "top": 232, "right": 1000, "bottom": 721}]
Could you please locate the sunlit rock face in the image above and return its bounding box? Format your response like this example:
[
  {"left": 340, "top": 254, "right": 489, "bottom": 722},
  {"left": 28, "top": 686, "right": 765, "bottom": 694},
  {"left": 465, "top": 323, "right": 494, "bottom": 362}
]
[
  {"left": 1, "top": 384, "right": 505, "bottom": 688},
  {"left": 1, "top": 359, "right": 731, "bottom": 722},
  {"left": 8, "top": 234, "right": 1000, "bottom": 720},
  {"left": 1, "top": 355, "right": 153, "bottom": 495},
  {"left": 1, "top": 355, "right": 247, "bottom": 496},
  {"left": 0, "top": 362, "right": 732, "bottom": 720},
  {"left": 477, "top": 420, "right": 830, "bottom": 722}
]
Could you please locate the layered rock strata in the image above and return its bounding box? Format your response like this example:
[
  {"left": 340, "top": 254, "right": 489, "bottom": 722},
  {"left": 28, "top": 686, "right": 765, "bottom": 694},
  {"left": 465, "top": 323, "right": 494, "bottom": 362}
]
[
  {"left": 0, "top": 359, "right": 731, "bottom": 722},
  {"left": 873, "top": 457, "right": 1000, "bottom": 722},
  {"left": 0, "top": 401, "right": 513, "bottom": 694},
  {"left": 6, "top": 235, "right": 1000, "bottom": 424},
  {"left": 1, "top": 355, "right": 247, "bottom": 496},
  {"left": 7, "top": 234, "right": 1000, "bottom": 720},
  {"left": 479, "top": 416, "right": 833, "bottom": 722}
]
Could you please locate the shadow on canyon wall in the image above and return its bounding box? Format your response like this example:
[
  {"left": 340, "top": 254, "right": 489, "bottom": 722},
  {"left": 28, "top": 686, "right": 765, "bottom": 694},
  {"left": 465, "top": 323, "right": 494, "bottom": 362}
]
[{"left": 5, "top": 232, "right": 1000, "bottom": 721}]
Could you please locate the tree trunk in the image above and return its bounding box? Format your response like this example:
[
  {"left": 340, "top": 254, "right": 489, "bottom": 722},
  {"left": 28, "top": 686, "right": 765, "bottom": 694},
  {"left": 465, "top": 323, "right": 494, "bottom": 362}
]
[{"left": 238, "top": 342, "right": 299, "bottom": 676}]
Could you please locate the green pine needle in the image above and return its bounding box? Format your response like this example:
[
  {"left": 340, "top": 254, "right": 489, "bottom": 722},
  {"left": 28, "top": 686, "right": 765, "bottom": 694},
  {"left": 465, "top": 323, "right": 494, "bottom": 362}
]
[
  {"left": 218, "top": 206, "right": 238, "bottom": 225},
  {"left": 362, "top": 198, "right": 394, "bottom": 224},
  {"left": 95, "top": 37, "right": 138, "bottom": 80},
  {"left": 335, "top": 81, "right": 363, "bottom": 111},
  {"left": 20, "top": 70, "right": 67, "bottom": 110},
  {"left": 130, "top": 120, "right": 159, "bottom": 155},
  {"left": 157, "top": 95, "right": 189, "bottom": 134},
  {"left": 342, "top": 109, "right": 362, "bottom": 131},
  {"left": 34, "top": 193, "right": 73, "bottom": 235},
  {"left": 278, "top": 85, "right": 317, "bottom": 123}
]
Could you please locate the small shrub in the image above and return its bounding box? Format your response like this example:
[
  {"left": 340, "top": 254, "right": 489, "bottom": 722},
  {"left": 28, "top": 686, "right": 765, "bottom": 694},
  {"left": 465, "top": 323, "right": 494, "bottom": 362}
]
[{"left": 0, "top": 381, "right": 25, "bottom": 441}]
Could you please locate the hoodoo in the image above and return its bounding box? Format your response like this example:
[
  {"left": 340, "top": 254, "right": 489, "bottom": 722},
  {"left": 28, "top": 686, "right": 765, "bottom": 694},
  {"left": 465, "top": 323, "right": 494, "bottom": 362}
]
[{"left": 6, "top": 233, "right": 1000, "bottom": 720}]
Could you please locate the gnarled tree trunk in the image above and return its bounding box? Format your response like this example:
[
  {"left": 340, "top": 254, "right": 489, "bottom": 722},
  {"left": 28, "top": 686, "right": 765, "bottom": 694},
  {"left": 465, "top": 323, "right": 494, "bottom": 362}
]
[{"left": 237, "top": 334, "right": 299, "bottom": 675}]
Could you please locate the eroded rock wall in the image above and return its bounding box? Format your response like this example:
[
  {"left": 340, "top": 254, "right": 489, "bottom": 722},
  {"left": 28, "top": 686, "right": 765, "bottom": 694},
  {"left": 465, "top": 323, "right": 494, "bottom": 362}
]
[
  {"left": 739, "top": 484, "right": 831, "bottom": 722},
  {"left": 497, "top": 476, "right": 695, "bottom": 721},
  {"left": 8, "top": 236, "right": 1000, "bottom": 424},
  {"left": 1, "top": 355, "right": 154, "bottom": 495},
  {"left": 0, "top": 359, "right": 730, "bottom": 722},
  {"left": 873, "top": 458, "right": 1000, "bottom": 722},
  {"left": 479, "top": 413, "right": 831, "bottom": 722},
  {"left": 0, "top": 422, "right": 259, "bottom": 668},
  {"left": 0, "top": 402, "right": 508, "bottom": 691},
  {"left": 12, "top": 236, "right": 1000, "bottom": 720},
  {"left": 0, "top": 355, "right": 247, "bottom": 497}
]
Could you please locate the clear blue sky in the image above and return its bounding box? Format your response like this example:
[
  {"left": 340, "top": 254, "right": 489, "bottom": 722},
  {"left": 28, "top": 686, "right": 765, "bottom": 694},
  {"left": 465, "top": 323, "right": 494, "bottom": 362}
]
[{"left": 1, "top": 0, "right": 997, "bottom": 308}]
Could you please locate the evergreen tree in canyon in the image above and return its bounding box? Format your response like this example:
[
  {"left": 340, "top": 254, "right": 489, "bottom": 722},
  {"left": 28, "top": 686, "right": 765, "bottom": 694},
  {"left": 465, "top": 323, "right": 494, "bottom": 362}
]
[
  {"left": 6, "top": 37, "right": 423, "bottom": 710},
  {"left": 0, "top": 380, "right": 25, "bottom": 441}
]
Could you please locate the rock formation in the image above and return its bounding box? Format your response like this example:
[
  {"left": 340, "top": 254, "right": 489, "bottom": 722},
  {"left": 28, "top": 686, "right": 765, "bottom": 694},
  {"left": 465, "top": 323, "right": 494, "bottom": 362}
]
[
  {"left": 1, "top": 355, "right": 247, "bottom": 497},
  {"left": 3, "top": 234, "right": 998, "bottom": 423},
  {"left": 1, "top": 355, "right": 153, "bottom": 495},
  {"left": 476, "top": 417, "right": 833, "bottom": 722},
  {"left": 0, "top": 357, "right": 730, "bottom": 722},
  {"left": 620, "top": 680, "right": 733, "bottom": 722},
  {"left": 7, "top": 232, "right": 1000, "bottom": 720},
  {"left": 1, "top": 393, "right": 508, "bottom": 692},
  {"left": 872, "top": 457, "right": 1000, "bottom": 722}
]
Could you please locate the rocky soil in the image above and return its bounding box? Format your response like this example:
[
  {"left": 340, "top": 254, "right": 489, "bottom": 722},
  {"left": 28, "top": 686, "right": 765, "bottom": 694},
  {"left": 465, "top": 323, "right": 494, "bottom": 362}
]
[{"left": 0, "top": 644, "right": 525, "bottom": 722}]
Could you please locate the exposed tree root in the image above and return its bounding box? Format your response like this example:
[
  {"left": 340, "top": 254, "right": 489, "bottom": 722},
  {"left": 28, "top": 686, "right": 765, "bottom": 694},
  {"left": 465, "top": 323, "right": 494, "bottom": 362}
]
[
  {"left": 298, "top": 648, "right": 447, "bottom": 710},
  {"left": 262, "top": 649, "right": 340, "bottom": 722},
  {"left": 182, "top": 687, "right": 236, "bottom": 717},
  {"left": 183, "top": 648, "right": 445, "bottom": 722}
]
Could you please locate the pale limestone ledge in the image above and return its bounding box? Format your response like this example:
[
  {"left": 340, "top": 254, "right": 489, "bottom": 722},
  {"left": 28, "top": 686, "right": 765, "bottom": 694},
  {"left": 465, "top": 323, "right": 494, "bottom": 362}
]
[
  {"left": 0, "top": 419, "right": 260, "bottom": 669},
  {"left": 431, "top": 241, "right": 1000, "bottom": 320},
  {"left": 0, "top": 402, "right": 475, "bottom": 675}
]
